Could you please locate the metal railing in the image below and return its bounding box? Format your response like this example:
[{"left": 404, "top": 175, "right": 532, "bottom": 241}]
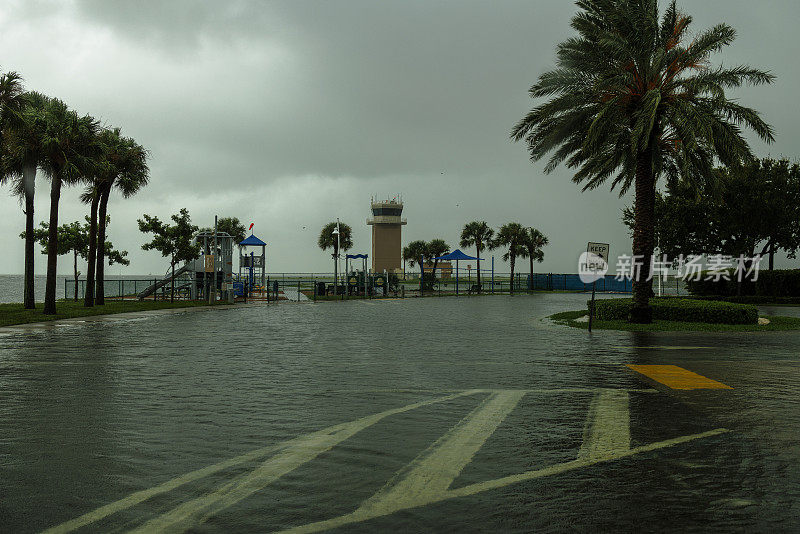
[{"left": 65, "top": 273, "right": 688, "bottom": 302}]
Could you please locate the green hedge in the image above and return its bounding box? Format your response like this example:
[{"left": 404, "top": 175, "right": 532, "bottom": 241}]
[
  {"left": 688, "top": 295, "right": 800, "bottom": 305},
  {"left": 686, "top": 269, "right": 800, "bottom": 297},
  {"left": 589, "top": 298, "right": 758, "bottom": 324}
]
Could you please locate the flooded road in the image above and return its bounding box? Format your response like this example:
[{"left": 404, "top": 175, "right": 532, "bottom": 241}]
[{"left": 1, "top": 293, "right": 798, "bottom": 532}]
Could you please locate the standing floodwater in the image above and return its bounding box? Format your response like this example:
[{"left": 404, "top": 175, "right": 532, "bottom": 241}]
[{"left": 1, "top": 294, "right": 798, "bottom": 532}]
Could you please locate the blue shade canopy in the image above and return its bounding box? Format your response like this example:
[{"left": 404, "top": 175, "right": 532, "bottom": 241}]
[
  {"left": 434, "top": 249, "right": 478, "bottom": 261},
  {"left": 346, "top": 254, "right": 368, "bottom": 259},
  {"left": 239, "top": 234, "right": 267, "bottom": 246}
]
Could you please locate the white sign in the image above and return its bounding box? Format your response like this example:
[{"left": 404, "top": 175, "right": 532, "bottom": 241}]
[
  {"left": 579, "top": 242, "right": 610, "bottom": 284},
  {"left": 587, "top": 242, "right": 609, "bottom": 263}
]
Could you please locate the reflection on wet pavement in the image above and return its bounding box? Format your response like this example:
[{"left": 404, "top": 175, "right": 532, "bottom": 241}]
[{"left": 1, "top": 293, "right": 798, "bottom": 532}]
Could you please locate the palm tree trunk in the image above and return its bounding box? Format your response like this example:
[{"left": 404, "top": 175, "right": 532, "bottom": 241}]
[
  {"left": 23, "top": 164, "right": 36, "bottom": 310},
  {"left": 95, "top": 184, "right": 110, "bottom": 305},
  {"left": 73, "top": 250, "right": 79, "bottom": 301},
  {"left": 476, "top": 250, "right": 481, "bottom": 293},
  {"left": 630, "top": 151, "right": 656, "bottom": 323},
  {"left": 171, "top": 261, "right": 175, "bottom": 303},
  {"left": 43, "top": 176, "right": 62, "bottom": 315},
  {"left": 84, "top": 193, "right": 99, "bottom": 307},
  {"left": 529, "top": 255, "right": 534, "bottom": 291},
  {"left": 509, "top": 254, "right": 516, "bottom": 295}
]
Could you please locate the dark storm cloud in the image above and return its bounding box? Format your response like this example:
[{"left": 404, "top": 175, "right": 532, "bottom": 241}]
[{"left": 0, "top": 1, "right": 796, "bottom": 274}]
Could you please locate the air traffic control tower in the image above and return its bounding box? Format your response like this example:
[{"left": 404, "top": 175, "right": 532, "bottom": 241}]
[{"left": 367, "top": 196, "right": 407, "bottom": 273}]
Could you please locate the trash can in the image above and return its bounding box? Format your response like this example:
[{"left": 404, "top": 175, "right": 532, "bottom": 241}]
[{"left": 317, "top": 282, "right": 326, "bottom": 296}]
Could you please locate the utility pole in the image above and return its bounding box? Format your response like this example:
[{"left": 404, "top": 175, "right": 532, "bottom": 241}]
[
  {"left": 332, "top": 219, "right": 340, "bottom": 296},
  {"left": 210, "top": 215, "right": 218, "bottom": 304}
]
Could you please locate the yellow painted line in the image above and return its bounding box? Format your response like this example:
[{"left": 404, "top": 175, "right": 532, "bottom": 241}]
[{"left": 626, "top": 365, "right": 733, "bottom": 390}]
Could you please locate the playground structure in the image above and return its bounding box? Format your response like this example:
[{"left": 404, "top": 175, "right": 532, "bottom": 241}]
[
  {"left": 137, "top": 230, "right": 235, "bottom": 302},
  {"left": 236, "top": 233, "right": 267, "bottom": 299}
]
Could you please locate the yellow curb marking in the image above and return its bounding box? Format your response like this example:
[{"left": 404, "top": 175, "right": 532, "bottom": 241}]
[{"left": 626, "top": 364, "right": 733, "bottom": 390}]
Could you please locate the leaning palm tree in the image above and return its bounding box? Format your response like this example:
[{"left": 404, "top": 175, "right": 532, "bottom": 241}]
[
  {"left": 39, "top": 99, "right": 100, "bottom": 314},
  {"left": 523, "top": 228, "right": 549, "bottom": 290},
  {"left": 460, "top": 221, "right": 494, "bottom": 293},
  {"left": 492, "top": 223, "right": 527, "bottom": 294},
  {"left": 425, "top": 239, "right": 449, "bottom": 278},
  {"left": 402, "top": 240, "right": 428, "bottom": 294},
  {"left": 0, "top": 90, "right": 47, "bottom": 309},
  {"left": 511, "top": 0, "right": 774, "bottom": 322},
  {"left": 93, "top": 130, "right": 149, "bottom": 305}
]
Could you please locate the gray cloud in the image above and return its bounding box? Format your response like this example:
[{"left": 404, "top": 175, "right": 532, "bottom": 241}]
[{"left": 0, "top": 1, "right": 796, "bottom": 275}]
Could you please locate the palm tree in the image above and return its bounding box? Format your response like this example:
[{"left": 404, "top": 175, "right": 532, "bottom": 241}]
[
  {"left": 402, "top": 240, "right": 428, "bottom": 294},
  {"left": 425, "top": 239, "right": 449, "bottom": 279},
  {"left": 39, "top": 99, "right": 100, "bottom": 314},
  {"left": 460, "top": 221, "right": 494, "bottom": 292},
  {"left": 511, "top": 0, "right": 774, "bottom": 322},
  {"left": 523, "top": 227, "right": 549, "bottom": 290},
  {"left": 318, "top": 221, "right": 352, "bottom": 290},
  {"left": 0, "top": 89, "right": 47, "bottom": 310},
  {"left": 492, "top": 223, "right": 527, "bottom": 294},
  {"left": 80, "top": 180, "right": 102, "bottom": 306},
  {"left": 93, "top": 129, "right": 149, "bottom": 305}
]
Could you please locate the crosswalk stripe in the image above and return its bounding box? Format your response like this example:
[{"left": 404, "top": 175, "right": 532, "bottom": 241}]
[
  {"left": 43, "top": 391, "right": 480, "bottom": 534},
  {"left": 579, "top": 390, "right": 630, "bottom": 461}
]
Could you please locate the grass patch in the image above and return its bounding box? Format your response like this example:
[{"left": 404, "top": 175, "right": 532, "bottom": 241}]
[
  {"left": 0, "top": 300, "right": 210, "bottom": 327},
  {"left": 549, "top": 310, "right": 800, "bottom": 332}
]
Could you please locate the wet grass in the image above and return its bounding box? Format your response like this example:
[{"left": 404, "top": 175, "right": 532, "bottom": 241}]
[
  {"left": 0, "top": 300, "right": 210, "bottom": 327},
  {"left": 548, "top": 310, "right": 800, "bottom": 332}
]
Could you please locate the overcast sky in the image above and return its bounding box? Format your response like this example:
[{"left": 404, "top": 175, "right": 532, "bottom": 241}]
[{"left": 0, "top": 0, "right": 797, "bottom": 275}]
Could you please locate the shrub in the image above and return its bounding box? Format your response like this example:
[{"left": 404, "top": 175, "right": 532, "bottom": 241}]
[
  {"left": 589, "top": 297, "right": 758, "bottom": 324},
  {"left": 686, "top": 269, "right": 800, "bottom": 297}
]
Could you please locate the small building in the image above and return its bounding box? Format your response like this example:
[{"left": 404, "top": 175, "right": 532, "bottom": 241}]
[{"left": 422, "top": 261, "right": 452, "bottom": 278}]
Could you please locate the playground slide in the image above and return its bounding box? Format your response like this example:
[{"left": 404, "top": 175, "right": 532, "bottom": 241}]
[{"left": 136, "top": 264, "right": 192, "bottom": 300}]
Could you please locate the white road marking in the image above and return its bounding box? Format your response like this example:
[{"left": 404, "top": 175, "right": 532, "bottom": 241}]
[
  {"left": 360, "top": 390, "right": 525, "bottom": 512},
  {"left": 578, "top": 390, "right": 630, "bottom": 461},
  {"left": 42, "top": 390, "right": 480, "bottom": 534},
  {"left": 279, "top": 428, "right": 729, "bottom": 534}
]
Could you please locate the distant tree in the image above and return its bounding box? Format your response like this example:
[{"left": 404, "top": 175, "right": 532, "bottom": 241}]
[
  {"left": 22, "top": 217, "right": 128, "bottom": 301},
  {"left": 25, "top": 221, "right": 86, "bottom": 301},
  {"left": 138, "top": 208, "right": 200, "bottom": 302},
  {"left": 492, "top": 223, "right": 527, "bottom": 294},
  {"left": 200, "top": 217, "right": 247, "bottom": 244},
  {"left": 511, "top": 0, "right": 774, "bottom": 322},
  {"left": 402, "top": 240, "right": 428, "bottom": 293},
  {"left": 623, "top": 159, "right": 800, "bottom": 269},
  {"left": 460, "top": 221, "right": 494, "bottom": 292},
  {"left": 523, "top": 228, "right": 549, "bottom": 286},
  {"left": 425, "top": 239, "right": 450, "bottom": 278},
  {"left": 318, "top": 221, "right": 352, "bottom": 290}
]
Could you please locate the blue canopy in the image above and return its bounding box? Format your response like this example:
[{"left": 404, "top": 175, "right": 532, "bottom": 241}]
[
  {"left": 346, "top": 254, "right": 368, "bottom": 259},
  {"left": 239, "top": 234, "right": 267, "bottom": 246},
  {"left": 435, "top": 249, "right": 478, "bottom": 261}
]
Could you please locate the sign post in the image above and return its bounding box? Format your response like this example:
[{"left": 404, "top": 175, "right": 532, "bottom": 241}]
[{"left": 580, "top": 242, "right": 610, "bottom": 333}]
